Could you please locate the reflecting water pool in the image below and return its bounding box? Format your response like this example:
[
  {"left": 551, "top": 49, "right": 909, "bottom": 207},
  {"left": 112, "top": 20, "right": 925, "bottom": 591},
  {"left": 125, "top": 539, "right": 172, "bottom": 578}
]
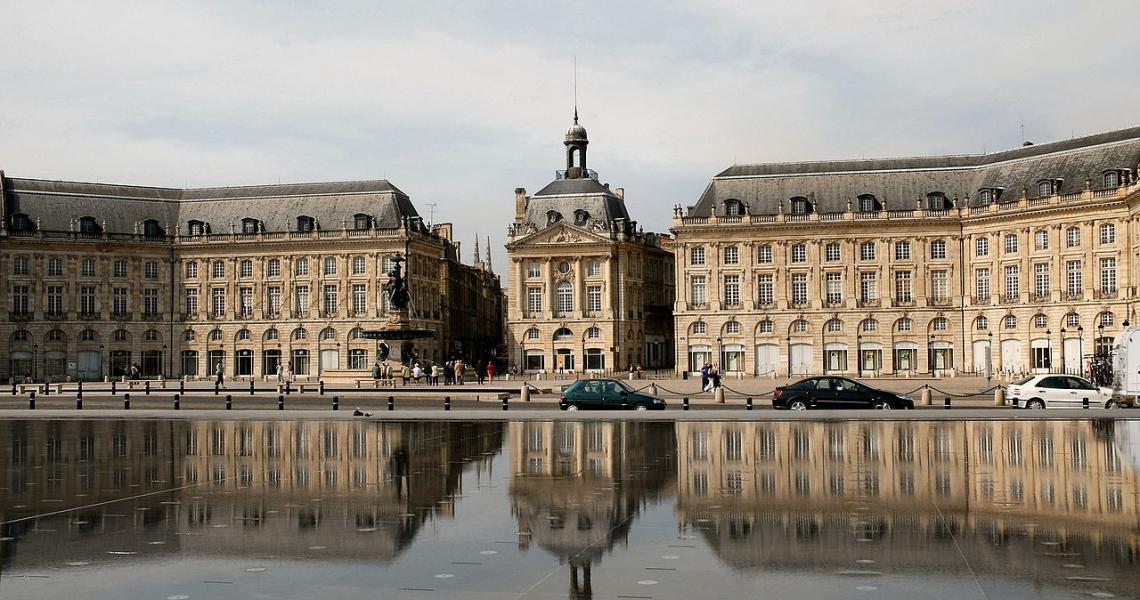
[{"left": 2, "top": 418, "right": 1140, "bottom": 599}]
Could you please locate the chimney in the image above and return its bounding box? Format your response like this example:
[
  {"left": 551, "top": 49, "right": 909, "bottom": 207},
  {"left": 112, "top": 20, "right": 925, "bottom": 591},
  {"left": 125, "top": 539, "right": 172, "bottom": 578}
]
[
  {"left": 615, "top": 187, "right": 624, "bottom": 200},
  {"left": 514, "top": 188, "right": 527, "bottom": 220}
]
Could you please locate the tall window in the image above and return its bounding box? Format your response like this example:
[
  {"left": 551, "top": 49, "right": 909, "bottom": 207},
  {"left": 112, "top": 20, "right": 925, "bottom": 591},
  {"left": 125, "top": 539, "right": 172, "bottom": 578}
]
[
  {"left": 81, "top": 258, "right": 96, "bottom": 277},
  {"left": 723, "top": 275, "right": 740, "bottom": 305},
  {"left": 1038, "top": 180, "right": 1053, "bottom": 196},
  {"left": 1105, "top": 171, "right": 1120, "bottom": 188},
  {"left": 586, "top": 260, "right": 601, "bottom": 277},
  {"left": 587, "top": 286, "right": 602, "bottom": 312},
  {"left": 239, "top": 287, "right": 253, "bottom": 316},
  {"left": 859, "top": 272, "right": 877, "bottom": 301},
  {"left": 112, "top": 287, "right": 128, "bottom": 315},
  {"left": 690, "top": 276, "right": 707, "bottom": 305},
  {"left": 323, "top": 285, "right": 338, "bottom": 315},
  {"left": 825, "top": 272, "right": 842, "bottom": 304},
  {"left": 267, "top": 287, "right": 281, "bottom": 315},
  {"left": 791, "top": 244, "right": 807, "bottom": 263},
  {"left": 1034, "top": 229, "right": 1049, "bottom": 250},
  {"left": 1033, "top": 263, "right": 1050, "bottom": 298},
  {"left": 212, "top": 260, "right": 225, "bottom": 278},
  {"left": 144, "top": 288, "right": 160, "bottom": 315},
  {"left": 930, "top": 240, "right": 947, "bottom": 259},
  {"left": 791, "top": 273, "right": 808, "bottom": 305},
  {"left": 80, "top": 286, "right": 97, "bottom": 314},
  {"left": 295, "top": 258, "right": 309, "bottom": 276},
  {"left": 211, "top": 288, "right": 226, "bottom": 317},
  {"left": 975, "top": 237, "right": 988, "bottom": 257},
  {"left": 975, "top": 269, "right": 990, "bottom": 299},
  {"left": 10, "top": 285, "right": 30, "bottom": 314},
  {"left": 527, "top": 261, "right": 541, "bottom": 278},
  {"left": 860, "top": 241, "right": 875, "bottom": 261},
  {"left": 527, "top": 287, "right": 542, "bottom": 313},
  {"left": 1066, "top": 227, "right": 1081, "bottom": 247},
  {"left": 1004, "top": 265, "right": 1020, "bottom": 298},
  {"left": 294, "top": 285, "right": 309, "bottom": 316},
  {"left": 556, "top": 281, "right": 573, "bottom": 313},
  {"left": 46, "top": 286, "right": 64, "bottom": 315},
  {"left": 1100, "top": 223, "right": 1116, "bottom": 244},
  {"left": 757, "top": 275, "right": 774, "bottom": 305},
  {"left": 1100, "top": 257, "right": 1117, "bottom": 292},
  {"left": 825, "top": 243, "right": 840, "bottom": 262},
  {"left": 239, "top": 260, "right": 252, "bottom": 278},
  {"left": 757, "top": 245, "right": 773, "bottom": 264},
  {"left": 930, "top": 270, "right": 948, "bottom": 301},
  {"left": 690, "top": 247, "right": 706, "bottom": 266},
  {"left": 352, "top": 284, "right": 367, "bottom": 314},
  {"left": 352, "top": 256, "right": 366, "bottom": 275},
  {"left": 1066, "top": 260, "right": 1082, "bottom": 297},
  {"left": 323, "top": 257, "right": 337, "bottom": 275},
  {"left": 48, "top": 257, "right": 63, "bottom": 277},
  {"left": 185, "top": 261, "right": 198, "bottom": 279},
  {"left": 1004, "top": 234, "right": 1019, "bottom": 253},
  {"left": 113, "top": 259, "right": 128, "bottom": 278},
  {"left": 894, "top": 271, "right": 912, "bottom": 302},
  {"left": 894, "top": 241, "right": 910, "bottom": 260},
  {"left": 724, "top": 246, "right": 739, "bottom": 264}
]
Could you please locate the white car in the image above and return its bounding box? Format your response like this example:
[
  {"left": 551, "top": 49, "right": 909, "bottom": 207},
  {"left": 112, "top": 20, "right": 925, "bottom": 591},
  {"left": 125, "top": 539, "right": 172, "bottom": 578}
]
[{"left": 1007, "top": 374, "right": 1117, "bottom": 409}]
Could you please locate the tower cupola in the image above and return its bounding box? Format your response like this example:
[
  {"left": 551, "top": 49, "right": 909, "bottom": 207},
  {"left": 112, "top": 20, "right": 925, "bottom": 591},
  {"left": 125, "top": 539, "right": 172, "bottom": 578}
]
[{"left": 563, "top": 109, "right": 589, "bottom": 179}]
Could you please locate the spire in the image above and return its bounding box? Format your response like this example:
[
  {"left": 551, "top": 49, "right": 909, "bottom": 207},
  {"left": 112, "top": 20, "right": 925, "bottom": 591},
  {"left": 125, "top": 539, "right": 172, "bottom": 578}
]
[
  {"left": 485, "top": 236, "right": 493, "bottom": 272},
  {"left": 473, "top": 233, "right": 481, "bottom": 263}
]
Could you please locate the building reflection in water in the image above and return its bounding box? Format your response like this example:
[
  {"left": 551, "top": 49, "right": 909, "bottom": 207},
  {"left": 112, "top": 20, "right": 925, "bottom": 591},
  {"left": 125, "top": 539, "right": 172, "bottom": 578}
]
[
  {"left": 508, "top": 421, "right": 676, "bottom": 599},
  {"left": 0, "top": 420, "right": 503, "bottom": 568}
]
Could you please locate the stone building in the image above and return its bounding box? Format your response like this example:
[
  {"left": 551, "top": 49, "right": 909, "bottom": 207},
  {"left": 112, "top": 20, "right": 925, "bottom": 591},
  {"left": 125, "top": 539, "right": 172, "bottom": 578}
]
[
  {"left": 672, "top": 127, "right": 1140, "bottom": 377},
  {"left": 0, "top": 173, "right": 501, "bottom": 381},
  {"left": 505, "top": 114, "right": 675, "bottom": 374}
]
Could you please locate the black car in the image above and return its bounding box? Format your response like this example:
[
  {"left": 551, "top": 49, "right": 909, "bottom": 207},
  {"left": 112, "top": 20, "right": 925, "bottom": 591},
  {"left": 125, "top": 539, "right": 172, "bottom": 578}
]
[
  {"left": 772, "top": 376, "right": 914, "bottom": 410},
  {"left": 559, "top": 379, "right": 667, "bottom": 411}
]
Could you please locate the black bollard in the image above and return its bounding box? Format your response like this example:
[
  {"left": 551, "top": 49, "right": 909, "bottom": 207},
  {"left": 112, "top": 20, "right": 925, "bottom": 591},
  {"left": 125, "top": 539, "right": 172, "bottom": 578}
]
[
  {"left": 319, "top": 380, "right": 325, "bottom": 396},
  {"left": 111, "top": 380, "right": 117, "bottom": 395},
  {"left": 76, "top": 395, "right": 83, "bottom": 410},
  {"left": 10, "top": 382, "right": 16, "bottom": 395},
  {"left": 250, "top": 380, "right": 255, "bottom": 395},
  {"left": 145, "top": 381, "right": 151, "bottom": 395},
  {"left": 225, "top": 394, "right": 232, "bottom": 410},
  {"left": 332, "top": 395, "right": 339, "bottom": 411},
  {"left": 124, "top": 393, "right": 131, "bottom": 410},
  {"left": 28, "top": 394, "right": 35, "bottom": 410},
  {"left": 444, "top": 396, "right": 451, "bottom": 411},
  {"left": 944, "top": 397, "right": 951, "bottom": 410},
  {"left": 78, "top": 380, "right": 83, "bottom": 395},
  {"left": 277, "top": 395, "right": 284, "bottom": 410},
  {"left": 214, "top": 382, "right": 220, "bottom": 395},
  {"left": 174, "top": 394, "right": 180, "bottom": 410},
  {"left": 501, "top": 393, "right": 508, "bottom": 411},
  {"left": 42, "top": 383, "right": 49, "bottom": 396},
  {"left": 387, "top": 395, "right": 394, "bottom": 411},
  {"left": 746, "top": 396, "right": 753, "bottom": 410},
  {"left": 1083, "top": 397, "right": 1089, "bottom": 409},
  {"left": 179, "top": 380, "right": 185, "bottom": 395},
  {"left": 683, "top": 397, "right": 690, "bottom": 411},
  {"left": 285, "top": 381, "right": 291, "bottom": 395}
]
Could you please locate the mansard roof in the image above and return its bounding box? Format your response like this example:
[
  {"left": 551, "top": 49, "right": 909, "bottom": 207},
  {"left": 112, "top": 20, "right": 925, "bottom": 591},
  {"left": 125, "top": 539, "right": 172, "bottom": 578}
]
[{"left": 691, "top": 126, "right": 1140, "bottom": 216}]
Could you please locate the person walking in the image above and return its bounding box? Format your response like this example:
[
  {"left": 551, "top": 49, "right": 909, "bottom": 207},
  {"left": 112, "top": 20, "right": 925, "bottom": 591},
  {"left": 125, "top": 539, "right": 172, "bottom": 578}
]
[
  {"left": 412, "top": 362, "right": 423, "bottom": 384},
  {"left": 371, "top": 362, "right": 381, "bottom": 380},
  {"left": 700, "top": 362, "right": 710, "bottom": 392},
  {"left": 710, "top": 364, "right": 722, "bottom": 389},
  {"left": 486, "top": 361, "right": 496, "bottom": 382},
  {"left": 400, "top": 363, "right": 411, "bottom": 385},
  {"left": 276, "top": 363, "right": 284, "bottom": 383},
  {"left": 215, "top": 363, "right": 224, "bottom": 387},
  {"left": 455, "top": 360, "right": 465, "bottom": 385}
]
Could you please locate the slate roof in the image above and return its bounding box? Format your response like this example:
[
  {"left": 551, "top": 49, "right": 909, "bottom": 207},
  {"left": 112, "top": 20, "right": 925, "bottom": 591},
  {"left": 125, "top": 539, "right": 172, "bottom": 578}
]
[
  {"left": 2, "top": 177, "right": 419, "bottom": 234},
  {"left": 525, "top": 176, "right": 631, "bottom": 230},
  {"left": 691, "top": 126, "right": 1140, "bottom": 216}
]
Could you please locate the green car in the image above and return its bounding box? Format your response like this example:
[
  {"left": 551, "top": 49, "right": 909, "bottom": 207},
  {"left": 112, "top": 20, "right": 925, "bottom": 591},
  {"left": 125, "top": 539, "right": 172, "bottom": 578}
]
[{"left": 559, "top": 378, "right": 667, "bottom": 411}]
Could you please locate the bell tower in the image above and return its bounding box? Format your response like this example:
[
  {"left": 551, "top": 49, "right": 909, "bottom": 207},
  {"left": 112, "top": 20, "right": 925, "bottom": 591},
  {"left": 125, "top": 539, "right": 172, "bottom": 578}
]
[{"left": 563, "top": 110, "right": 589, "bottom": 179}]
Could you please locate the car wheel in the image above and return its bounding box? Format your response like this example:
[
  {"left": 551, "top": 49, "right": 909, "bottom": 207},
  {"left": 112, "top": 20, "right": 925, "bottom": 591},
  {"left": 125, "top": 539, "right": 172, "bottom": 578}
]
[
  {"left": 565, "top": 404, "right": 579, "bottom": 411},
  {"left": 1106, "top": 399, "right": 1119, "bottom": 409},
  {"left": 1026, "top": 398, "right": 1045, "bottom": 409},
  {"left": 634, "top": 403, "right": 649, "bottom": 411},
  {"left": 873, "top": 401, "right": 892, "bottom": 410},
  {"left": 788, "top": 400, "right": 808, "bottom": 411}
]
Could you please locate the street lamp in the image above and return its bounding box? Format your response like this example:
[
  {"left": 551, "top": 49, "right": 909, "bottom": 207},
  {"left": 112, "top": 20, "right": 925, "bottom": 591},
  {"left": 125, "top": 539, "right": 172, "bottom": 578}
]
[
  {"left": 928, "top": 334, "right": 935, "bottom": 377},
  {"left": 987, "top": 331, "right": 993, "bottom": 382},
  {"left": 857, "top": 333, "right": 863, "bottom": 378},
  {"left": 1077, "top": 325, "right": 1084, "bottom": 374},
  {"left": 1060, "top": 328, "right": 1066, "bottom": 374},
  {"left": 786, "top": 335, "right": 792, "bottom": 377}
]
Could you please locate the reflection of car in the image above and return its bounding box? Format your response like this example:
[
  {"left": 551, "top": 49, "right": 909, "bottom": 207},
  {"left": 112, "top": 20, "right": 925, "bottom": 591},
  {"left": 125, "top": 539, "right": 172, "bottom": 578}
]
[
  {"left": 1007, "top": 374, "right": 1117, "bottom": 409},
  {"left": 773, "top": 377, "right": 914, "bottom": 410},
  {"left": 559, "top": 379, "right": 667, "bottom": 411}
]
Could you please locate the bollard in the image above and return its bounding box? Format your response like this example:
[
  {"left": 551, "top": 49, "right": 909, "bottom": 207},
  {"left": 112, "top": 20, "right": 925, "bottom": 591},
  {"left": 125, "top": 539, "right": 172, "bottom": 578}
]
[
  {"left": 78, "top": 381, "right": 83, "bottom": 395},
  {"left": 214, "top": 382, "right": 220, "bottom": 395},
  {"left": 319, "top": 381, "right": 325, "bottom": 396},
  {"left": 746, "top": 396, "right": 753, "bottom": 410},
  {"left": 124, "top": 393, "right": 131, "bottom": 410},
  {"left": 683, "top": 397, "right": 690, "bottom": 411},
  {"left": 28, "top": 394, "right": 35, "bottom": 410},
  {"left": 10, "top": 382, "right": 16, "bottom": 395},
  {"left": 250, "top": 380, "right": 255, "bottom": 395},
  {"left": 43, "top": 383, "right": 49, "bottom": 396},
  {"left": 649, "top": 383, "right": 658, "bottom": 395},
  {"left": 285, "top": 381, "right": 291, "bottom": 395},
  {"left": 714, "top": 387, "right": 725, "bottom": 404},
  {"left": 444, "top": 396, "right": 451, "bottom": 411},
  {"left": 387, "top": 395, "right": 394, "bottom": 411},
  {"left": 111, "top": 381, "right": 117, "bottom": 395},
  {"left": 174, "top": 394, "right": 180, "bottom": 410},
  {"left": 920, "top": 386, "right": 932, "bottom": 406},
  {"left": 332, "top": 395, "right": 339, "bottom": 411},
  {"left": 76, "top": 395, "right": 82, "bottom": 410},
  {"left": 501, "top": 393, "right": 509, "bottom": 411},
  {"left": 145, "top": 381, "right": 151, "bottom": 395},
  {"left": 520, "top": 385, "right": 531, "bottom": 403},
  {"left": 225, "top": 394, "right": 232, "bottom": 410},
  {"left": 993, "top": 388, "right": 1006, "bottom": 407},
  {"left": 944, "top": 397, "right": 951, "bottom": 410},
  {"left": 277, "top": 395, "right": 284, "bottom": 410},
  {"left": 1083, "top": 397, "right": 1089, "bottom": 409},
  {"left": 179, "top": 380, "right": 185, "bottom": 395}
]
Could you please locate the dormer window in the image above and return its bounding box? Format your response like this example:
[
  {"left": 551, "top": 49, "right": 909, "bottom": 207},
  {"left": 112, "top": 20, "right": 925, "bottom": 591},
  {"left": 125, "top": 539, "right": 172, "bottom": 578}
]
[
  {"left": 573, "top": 209, "right": 590, "bottom": 226},
  {"left": 723, "top": 199, "right": 743, "bottom": 216},
  {"left": 142, "top": 219, "right": 164, "bottom": 238},
  {"left": 1037, "top": 180, "right": 1053, "bottom": 197},
  {"left": 10, "top": 213, "right": 34, "bottom": 232},
  {"left": 546, "top": 211, "right": 563, "bottom": 226},
  {"left": 241, "top": 218, "right": 260, "bottom": 234},
  {"left": 78, "top": 216, "right": 101, "bottom": 235},
  {"left": 187, "top": 220, "right": 208, "bottom": 235},
  {"left": 1104, "top": 171, "right": 1121, "bottom": 188},
  {"left": 979, "top": 189, "right": 992, "bottom": 204},
  {"left": 790, "top": 196, "right": 811, "bottom": 215},
  {"left": 927, "top": 192, "right": 949, "bottom": 210},
  {"left": 857, "top": 194, "right": 880, "bottom": 212},
  {"left": 353, "top": 214, "right": 372, "bottom": 230},
  {"left": 297, "top": 216, "right": 315, "bottom": 232}
]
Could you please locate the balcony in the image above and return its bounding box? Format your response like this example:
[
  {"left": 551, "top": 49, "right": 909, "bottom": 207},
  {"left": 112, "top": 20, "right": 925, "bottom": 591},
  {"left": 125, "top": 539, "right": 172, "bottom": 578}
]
[
  {"left": 142, "top": 312, "right": 164, "bottom": 321},
  {"left": 823, "top": 299, "right": 844, "bottom": 309},
  {"left": 111, "top": 311, "right": 133, "bottom": 321},
  {"left": 971, "top": 296, "right": 991, "bottom": 306},
  {"left": 208, "top": 312, "right": 228, "bottom": 320},
  {"left": 1000, "top": 294, "right": 1020, "bottom": 305},
  {"left": 856, "top": 298, "right": 880, "bottom": 308},
  {"left": 929, "top": 297, "right": 953, "bottom": 307},
  {"left": 789, "top": 300, "right": 810, "bottom": 309},
  {"left": 79, "top": 312, "right": 102, "bottom": 321},
  {"left": 1063, "top": 291, "right": 1083, "bottom": 302},
  {"left": 1030, "top": 293, "right": 1050, "bottom": 303},
  {"left": 1094, "top": 288, "right": 1118, "bottom": 300},
  {"left": 753, "top": 301, "right": 775, "bottom": 310},
  {"left": 44, "top": 312, "right": 67, "bottom": 321},
  {"left": 891, "top": 299, "right": 915, "bottom": 308},
  {"left": 8, "top": 312, "right": 33, "bottom": 322}
]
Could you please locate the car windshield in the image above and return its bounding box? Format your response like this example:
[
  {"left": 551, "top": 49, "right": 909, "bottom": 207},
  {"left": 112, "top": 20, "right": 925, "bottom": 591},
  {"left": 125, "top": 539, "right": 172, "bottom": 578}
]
[
  {"left": 1013, "top": 376, "right": 1036, "bottom": 385},
  {"left": 612, "top": 380, "right": 633, "bottom": 392}
]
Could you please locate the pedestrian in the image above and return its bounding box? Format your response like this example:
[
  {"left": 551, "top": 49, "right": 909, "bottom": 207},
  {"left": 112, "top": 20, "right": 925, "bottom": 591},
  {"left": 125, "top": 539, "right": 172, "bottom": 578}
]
[
  {"left": 455, "top": 360, "right": 465, "bottom": 385},
  {"left": 487, "top": 361, "right": 496, "bottom": 381},
  {"left": 700, "top": 362, "right": 710, "bottom": 392},
  {"left": 476, "top": 362, "right": 486, "bottom": 384},
  {"left": 432, "top": 363, "right": 442, "bottom": 385},
  {"left": 276, "top": 363, "right": 284, "bottom": 383},
  {"left": 443, "top": 361, "right": 454, "bottom": 385},
  {"left": 412, "top": 362, "right": 423, "bottom": 384},
  {"left": 215, "top": 363, "right": 224, "bottom": 387},
  {"left": 710, "top": 364, "right": 722, "bottom": 389},
  {"left": 401, "top": 363, "right": 410, "bottom": 385},
  {"left": 371, "top": 362, "right": 381, "bottom": 380},
  {"left": 286, "top": 360, "right": 294, "bottom": 382}
]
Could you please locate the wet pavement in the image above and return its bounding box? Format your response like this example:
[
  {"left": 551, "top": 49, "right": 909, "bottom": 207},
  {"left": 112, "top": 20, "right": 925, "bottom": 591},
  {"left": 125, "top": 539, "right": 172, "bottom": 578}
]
[{"left": 2, "top": 418, "right": 1139, "bottom": 599}]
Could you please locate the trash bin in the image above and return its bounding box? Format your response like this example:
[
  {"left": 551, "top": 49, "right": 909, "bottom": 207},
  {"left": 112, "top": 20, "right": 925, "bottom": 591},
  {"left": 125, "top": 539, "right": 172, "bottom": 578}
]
[{"left": 682, "top": 371, "right": 689, "bottom": 380}]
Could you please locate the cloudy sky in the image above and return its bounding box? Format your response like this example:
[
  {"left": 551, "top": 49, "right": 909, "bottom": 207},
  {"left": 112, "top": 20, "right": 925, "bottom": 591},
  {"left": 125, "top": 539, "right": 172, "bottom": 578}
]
[{"left": 3, "top": 1, "right": 1137, "bottom": 271}]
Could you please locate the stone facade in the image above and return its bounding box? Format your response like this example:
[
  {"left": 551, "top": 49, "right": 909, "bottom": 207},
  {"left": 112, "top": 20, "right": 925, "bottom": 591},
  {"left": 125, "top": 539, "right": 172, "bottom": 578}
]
[
  {"left": 671, "top": 127, "right": 1140, "bottom": 377},
  {"left": 505, "top": 115, "right": 675, "bottom": 374},
  {"left": 0, "top": 174, "right": 501, "bottom": 381}
]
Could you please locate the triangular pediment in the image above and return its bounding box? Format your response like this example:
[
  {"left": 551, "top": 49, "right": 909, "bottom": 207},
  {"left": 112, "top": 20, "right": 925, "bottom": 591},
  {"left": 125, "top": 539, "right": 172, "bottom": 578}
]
[{"left": 508, "top": 221, "right": 612, "bottom": 247}]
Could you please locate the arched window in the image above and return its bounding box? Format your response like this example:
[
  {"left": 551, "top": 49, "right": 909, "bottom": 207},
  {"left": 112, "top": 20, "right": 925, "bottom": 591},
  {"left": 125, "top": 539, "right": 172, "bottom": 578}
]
[
  {"left": 320, "top": 327, "right": 336, "bottom": 340},
  {"left": 1065, "top": 313, "right": 1080, "bottom": 328},
  {"left": 975, "top": 316, "right": 988, "bottom": 330},
  {"left": 556, "top": 281, "right": 573, "bottom": 313},
  {"left": 857, "top": 194, "right": 880, "bottom": 212},
  {"left": 825, "top": 319, "right": 842, "bottom": 332},
  {"left": 978, "top": 189, "right": 993, "bottom": 204},
  {"left": 1003, "top": 315, "right": 1017, "bottom": 329},
  {"left": 294, "top": 258, "right": 309, "bottom": 276},
  {"left": 546, "top": 211, "right": 563, "bottom": 226},
  {"left": 144, "top": 329, "right": 159, "bottom": 342},
  {"left": 927, "top": 192, "right": 949, "bottom": 210},
  {"left": 45, "top": 329, "right": 65, "bottom": 342},
  {"left": 791, "top": 319, "right": 809, "bottom": 333},
  {"left": 1034, "top": 229, "right": 1049, "bottom": 250},
  {"left": 353, "top": 214, "right": 372, "bottom": 230},
  {"left": 553, "top": 327, "right": 573, "bottom": 341},
  {"left": 931, "top": 317, "right": 948, "bottom": 331},
  {"left": 724, "top": 321, "right": 741, "bottom": 334},
  {"left": 78, "top": 216, "right": 101, "bottom": 235},
  {"left": 182, "top": 330, "right": 195, "bottom": 341},
  {"left": 896, "top": 318, "right": 912, "bottom": 332},
  {"left": 525, "top": 327, "right": 540, "bottom": 340},
  {"left": 574, "top": 209, "right": 590, "bottom": 226},
  {"left": 114, "top": 329, "right": 131, "bottom": 342},
  {"left": 11, "top": 330, "right": 31, "bottom": 342},
  {"left": 348, "top": 327, "right": 364, "bottom": 340},
  {"left": 264, "top": 328, "right": 279, "bottom": 341},
  {"left": 758, "top": 320, "right": 774, "bottom": 334},
  {"left": 293, "top": 328, "right": 308, "bottom": 340},
  {"left": 723, "top": 199, "right": 743, "bottom": 216},
  {"left": 209, "top": 328, "right": 223, "bottom": 341},
  {"left": 691, "top": 321, "right": 707, "bottom": 335},
  {"left": 241, "top": 218, "right": 260, "bottom": 233},
  {"left": 1033, "top": 314, "right": 1047, "bottom": 328},
  {"left": 10, "top": 213, "right": 35, "bottom": 232},
  {"left": 142, "top": 219, "right": 164, "bottom": 238},
  {"left": 236, "top": 329, "right": 251, "bottom": 341},
  {"left": 585, "top": 327, "right": 601, "bottom": 339},
  {"left": 861, "top": 319, "right": 878, "bottom": 332},
  {"left": 267, "top": 258, "right": 281, "bottom": 277},
  {"left": 1099, "top": 312, "right": 1115, "bottom": 327},
  {"left": 297, "top": 216, "right": 315, "bottom": 232},
  {"left": 187, "top": 220, "right": 208, "bottom": 235},
  {"left": 80, "top": 329, "right": 99, "bottom": 342},
  {"left": 323, "top": 257, "right": 337, "bottom": 275},
  {"left": 790, "top": 196, "right": 811, "bottom": 215}
]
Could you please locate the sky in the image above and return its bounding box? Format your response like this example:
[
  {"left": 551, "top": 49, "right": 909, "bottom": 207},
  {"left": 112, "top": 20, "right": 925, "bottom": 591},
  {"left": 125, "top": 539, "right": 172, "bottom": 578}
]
[{"left": 2, "top": 1, "right": 1138, "bottom": 273}]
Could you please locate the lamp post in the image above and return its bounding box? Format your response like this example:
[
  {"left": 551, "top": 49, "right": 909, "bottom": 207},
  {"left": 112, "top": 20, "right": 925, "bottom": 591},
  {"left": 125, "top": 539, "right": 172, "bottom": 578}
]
[
  {"left": 32, "top": 343, "right": 38, "bottom": 382},
  {"left": 857, "top": 333, "right": 863, "bottom": 378},
  {"left": 986, "top": 331, "right": 993, "bottom": 382},
  {"left": 786, "top": 335, "right": 792, "bottom": 377},
  {"left": 928, "top": 334, "right": 935, "bottom": 377},
  {"left": 1077, "top": 325, "right": 1084, "bottom": 376},
  {"left": 1046, "top": 329, "right": 1052, "bottom": 371},
  {"left": 1060, "top": 328, "right": 1066, "bottom": 374},
  {"left": 1098, "top": 323, "right": 1105, "bottom": 358}
]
